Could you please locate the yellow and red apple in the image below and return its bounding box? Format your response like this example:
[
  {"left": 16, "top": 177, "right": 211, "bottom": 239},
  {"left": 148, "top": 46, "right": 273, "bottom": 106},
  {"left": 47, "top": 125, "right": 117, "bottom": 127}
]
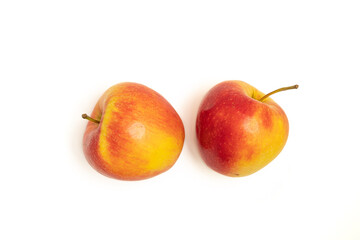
[
  {"left": 82, "top": 82, "right": 185, "bottom": 181},
  {"left": 196, "top": 80, "right": 297, "bottom": 177}
]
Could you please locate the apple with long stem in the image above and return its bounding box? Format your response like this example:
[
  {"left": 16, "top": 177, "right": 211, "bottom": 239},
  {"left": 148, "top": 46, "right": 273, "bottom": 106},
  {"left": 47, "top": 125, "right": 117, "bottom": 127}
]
[
  {"left": 196, "top": 81, "right": 298, "bottom": 177},
  {"left": 82, "top": 82, "right": 185, "bottom": 181}
]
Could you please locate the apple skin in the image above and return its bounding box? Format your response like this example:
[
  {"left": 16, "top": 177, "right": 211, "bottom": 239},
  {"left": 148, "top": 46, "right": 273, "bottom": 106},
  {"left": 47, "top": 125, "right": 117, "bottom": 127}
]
[
  {"left": 196, "top": 81, "right": 289, "bottom": 177},
  {"left": 83, "top": 82, "right": 185, "bottom": 181}
]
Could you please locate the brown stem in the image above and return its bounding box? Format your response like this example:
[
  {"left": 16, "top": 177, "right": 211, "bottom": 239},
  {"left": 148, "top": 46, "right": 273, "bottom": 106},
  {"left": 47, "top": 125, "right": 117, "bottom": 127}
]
[
  {"left": 82, "top": 114, "right": 100, "bottom": 124},
  {"left": 259, "top": 84, "right": 299, "bottom": 102}
]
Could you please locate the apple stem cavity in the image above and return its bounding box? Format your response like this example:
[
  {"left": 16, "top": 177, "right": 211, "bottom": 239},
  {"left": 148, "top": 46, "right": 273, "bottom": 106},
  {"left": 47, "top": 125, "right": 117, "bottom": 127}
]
[
  {"left": 82, "top": 114, "right": 100, "bottom": 124},
  {"left": 259, "top": 84, "right": 299, "bottom": 102}
]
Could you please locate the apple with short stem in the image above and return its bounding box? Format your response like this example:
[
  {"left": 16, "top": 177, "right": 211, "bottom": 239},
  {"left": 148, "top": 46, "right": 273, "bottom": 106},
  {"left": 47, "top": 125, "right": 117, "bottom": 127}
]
[{"left": 82, "top": 82, "right": 185, "bottom": 181}]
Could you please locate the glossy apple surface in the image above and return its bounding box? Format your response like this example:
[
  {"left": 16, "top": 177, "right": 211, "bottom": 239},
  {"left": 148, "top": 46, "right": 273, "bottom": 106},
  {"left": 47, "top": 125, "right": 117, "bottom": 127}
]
[
  {"left": 196, "top": 80, "right": 292, "bottom": 177},
  {"left": 83, "top": 82, "right": 185, "bottom": 180}
]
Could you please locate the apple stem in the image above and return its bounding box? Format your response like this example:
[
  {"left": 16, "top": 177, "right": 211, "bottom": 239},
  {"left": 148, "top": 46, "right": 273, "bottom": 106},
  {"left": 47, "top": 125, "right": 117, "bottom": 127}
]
[
  {"left": 259, "top": 84, "right": 299, "bottom": 102},
  {"left": 82, "top": 114, "right": 100, "bottom": 124}
]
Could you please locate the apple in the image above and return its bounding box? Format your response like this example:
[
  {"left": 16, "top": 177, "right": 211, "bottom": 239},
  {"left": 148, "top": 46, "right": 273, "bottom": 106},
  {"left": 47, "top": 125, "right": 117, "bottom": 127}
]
[
  {"left": 82, "top": 82, "right": 185, "bottom": 181},
  {"left": 196, "top": 81, "right": 298, "bottom": 177}
]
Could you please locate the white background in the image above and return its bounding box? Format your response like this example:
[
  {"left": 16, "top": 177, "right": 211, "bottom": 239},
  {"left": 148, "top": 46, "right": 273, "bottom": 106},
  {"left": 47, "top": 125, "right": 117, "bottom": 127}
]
[{"left": 1, "top": 1, "right": 359, "bottom": 239}]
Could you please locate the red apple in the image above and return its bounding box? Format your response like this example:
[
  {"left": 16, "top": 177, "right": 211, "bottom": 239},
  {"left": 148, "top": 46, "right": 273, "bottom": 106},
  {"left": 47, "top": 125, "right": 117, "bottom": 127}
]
[
  {"left": 196, "top": 80, "right": 298, "bottom": 177},
  {"left": 82, "top": 82, "right": 185, "bottom": 181}
]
